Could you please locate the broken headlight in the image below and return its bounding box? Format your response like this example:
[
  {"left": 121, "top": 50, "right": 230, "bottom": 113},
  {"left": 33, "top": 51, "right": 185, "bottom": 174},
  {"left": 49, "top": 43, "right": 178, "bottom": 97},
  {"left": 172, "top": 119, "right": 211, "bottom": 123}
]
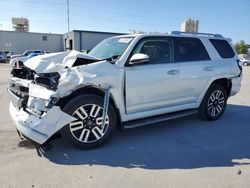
[{"left": 34, "top": 72, "right": 60, "bottom": 90}]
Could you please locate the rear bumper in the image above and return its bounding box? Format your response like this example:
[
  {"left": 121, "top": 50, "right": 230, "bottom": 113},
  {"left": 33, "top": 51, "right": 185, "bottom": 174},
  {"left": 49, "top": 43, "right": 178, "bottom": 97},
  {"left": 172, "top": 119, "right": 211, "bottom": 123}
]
[
  {"left": 9, "top": 101, "right": 76, "bottom": 145},
  {"left": 230, "top": 75, "right": 242, "bottom": 97}
]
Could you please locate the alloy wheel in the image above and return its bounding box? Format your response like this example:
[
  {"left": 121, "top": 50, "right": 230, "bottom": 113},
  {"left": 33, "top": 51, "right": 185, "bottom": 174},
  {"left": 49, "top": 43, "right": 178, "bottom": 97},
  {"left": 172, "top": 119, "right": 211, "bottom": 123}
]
[
  {"left": 69, "top": 104, "right": 109, "bottom": 143},
  {"left": 207, "top": 90, "right": 225, "bottom": 117}
]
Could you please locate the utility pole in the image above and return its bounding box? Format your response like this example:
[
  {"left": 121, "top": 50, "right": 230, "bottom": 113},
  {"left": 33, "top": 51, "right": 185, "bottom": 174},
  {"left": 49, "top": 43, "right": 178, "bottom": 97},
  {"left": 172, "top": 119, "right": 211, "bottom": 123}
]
[{"left": 67, "top": 0, "right": 70, "bottom": 32}]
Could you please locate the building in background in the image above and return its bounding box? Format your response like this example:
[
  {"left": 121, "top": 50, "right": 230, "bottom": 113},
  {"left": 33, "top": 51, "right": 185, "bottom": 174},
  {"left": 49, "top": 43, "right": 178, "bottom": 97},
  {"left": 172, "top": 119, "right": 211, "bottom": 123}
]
[
  {"left": 180, "top": 17, "right": 199, "bottom": 32},
  {"left": 0, "top": 17, "right": 132, "bottom": 55},
  {"left": 12, "top": 17, "right": 29, "bottom": 32},
  {"left": 0, "top": 29, "right": 126, "bottom": 54},
  {"left": 63, "top": 30, "right": 126, "bottom": 52},
  {"left": 0, "top": 30, "right": 63, "bottom": 54}
]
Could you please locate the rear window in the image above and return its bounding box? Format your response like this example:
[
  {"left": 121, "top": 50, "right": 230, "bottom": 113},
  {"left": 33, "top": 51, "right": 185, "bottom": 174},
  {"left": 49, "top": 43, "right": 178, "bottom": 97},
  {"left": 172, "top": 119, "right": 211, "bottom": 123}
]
[
  {"left": 174, "top": 37, "right": 210, "bottom": 62},
  {"left": 209, "top": 39, "right": 235, "bottom": 58}
]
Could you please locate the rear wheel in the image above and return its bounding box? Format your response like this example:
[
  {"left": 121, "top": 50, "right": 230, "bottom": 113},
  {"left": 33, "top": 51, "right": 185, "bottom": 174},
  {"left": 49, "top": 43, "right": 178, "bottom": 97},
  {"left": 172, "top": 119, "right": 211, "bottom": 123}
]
[
  {"left": 199, "top": 84, "right": 227, "bottom": 121},
  {"left": 61, "top": 94, "right": 117, "bottom": 149},
  {"left": 244, "top": 62, "right": 248, "bottom": 66}
]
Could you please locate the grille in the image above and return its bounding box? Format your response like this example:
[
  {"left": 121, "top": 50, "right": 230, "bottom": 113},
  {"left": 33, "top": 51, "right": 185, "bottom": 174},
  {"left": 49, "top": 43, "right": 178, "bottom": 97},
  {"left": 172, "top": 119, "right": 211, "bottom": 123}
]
[{"left": 9, "top": 82, "right": 29, "bottom": 108}]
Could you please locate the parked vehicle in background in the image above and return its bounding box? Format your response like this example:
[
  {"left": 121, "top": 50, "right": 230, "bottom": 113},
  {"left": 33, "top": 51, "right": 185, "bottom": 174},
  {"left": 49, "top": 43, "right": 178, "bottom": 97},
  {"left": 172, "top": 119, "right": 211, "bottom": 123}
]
[
  {"left": 239, "top": 56, "right": 250, "bottom": 66},
  {"left": 28, "top": 52, "right": 45, "bottom": 58},
  {"left": 10, "top": 50, "right": 46, "bottom": 60},
  {"left": 6, "top": 51, "right": 14, "bottom": 60},
  {"left": 8, "top": 32, "right": 242, "bottom": 149},
  {"left": 0, "top": 51, "right": 7, "bottom": 63},
  {"left": 9, "top": 51, "right": 47, "bottom": 67}
]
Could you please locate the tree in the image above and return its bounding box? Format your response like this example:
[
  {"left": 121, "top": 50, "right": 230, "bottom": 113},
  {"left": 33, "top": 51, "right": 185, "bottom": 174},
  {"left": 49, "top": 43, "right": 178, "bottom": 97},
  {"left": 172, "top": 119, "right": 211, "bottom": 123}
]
[{"left": 233, "top": 40, "right": 250, "bottom": 54}]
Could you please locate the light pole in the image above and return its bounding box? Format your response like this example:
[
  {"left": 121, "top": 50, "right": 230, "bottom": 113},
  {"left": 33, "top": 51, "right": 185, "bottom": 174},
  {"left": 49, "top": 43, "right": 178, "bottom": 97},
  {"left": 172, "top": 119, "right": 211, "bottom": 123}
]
[{"left": 67, "top": 0, "right": 70, "bottom": 32}]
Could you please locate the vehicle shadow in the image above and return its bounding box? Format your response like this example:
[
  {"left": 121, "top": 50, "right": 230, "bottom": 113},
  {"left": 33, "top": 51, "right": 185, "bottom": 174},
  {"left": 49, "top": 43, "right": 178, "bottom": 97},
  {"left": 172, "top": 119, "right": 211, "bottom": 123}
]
[{"left": 41, "top": 104, "right": 250, "bottom": 169}]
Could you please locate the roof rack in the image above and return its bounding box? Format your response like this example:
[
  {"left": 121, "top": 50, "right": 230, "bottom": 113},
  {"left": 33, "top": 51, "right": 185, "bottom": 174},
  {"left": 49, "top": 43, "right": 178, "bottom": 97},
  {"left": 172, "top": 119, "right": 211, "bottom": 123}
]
[{"left": 170, "top": 31, "right": 223, "bottom": 38}]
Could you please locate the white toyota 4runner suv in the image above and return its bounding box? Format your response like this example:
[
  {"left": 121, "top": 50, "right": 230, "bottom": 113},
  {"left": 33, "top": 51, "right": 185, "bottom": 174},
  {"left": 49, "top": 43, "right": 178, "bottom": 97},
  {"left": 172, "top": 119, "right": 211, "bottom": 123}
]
[{"left": 9, "top": 32, "right": 242, "bottom": 149}]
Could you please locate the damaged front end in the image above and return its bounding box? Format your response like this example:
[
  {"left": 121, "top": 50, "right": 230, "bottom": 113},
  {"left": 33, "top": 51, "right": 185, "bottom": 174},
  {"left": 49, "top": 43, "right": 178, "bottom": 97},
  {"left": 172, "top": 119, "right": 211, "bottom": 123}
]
[
  {"left": 8, "top": 50, "right": 123, "bottom": 146},
  {"left": 8, "top": 51, "right": 101, "bottom": 145},
  {"left": 9, "top": 68, "right": 76, "bottom": 145}
]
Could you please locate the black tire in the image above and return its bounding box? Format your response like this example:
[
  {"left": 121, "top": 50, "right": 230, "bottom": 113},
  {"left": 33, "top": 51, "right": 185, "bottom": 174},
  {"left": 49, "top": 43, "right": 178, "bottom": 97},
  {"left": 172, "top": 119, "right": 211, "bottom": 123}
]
[
  {"left": 61, "top": 94, "right": 117, "bottom": 149},
  {"left": 199, "top": 84, "right": 228, "bottom": 121},
  {"left": 244, "top": 62, "right": 248, "bottom": 66}
]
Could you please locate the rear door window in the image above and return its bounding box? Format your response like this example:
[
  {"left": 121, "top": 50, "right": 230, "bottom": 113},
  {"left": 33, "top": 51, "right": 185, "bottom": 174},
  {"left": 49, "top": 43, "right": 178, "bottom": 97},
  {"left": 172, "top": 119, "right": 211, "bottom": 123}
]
[
  {"left": 174, "top": 37, "right": 210, "bottom": 62},
  {"left": 209, "top": 39, "right": 235, "bottom": 58}
]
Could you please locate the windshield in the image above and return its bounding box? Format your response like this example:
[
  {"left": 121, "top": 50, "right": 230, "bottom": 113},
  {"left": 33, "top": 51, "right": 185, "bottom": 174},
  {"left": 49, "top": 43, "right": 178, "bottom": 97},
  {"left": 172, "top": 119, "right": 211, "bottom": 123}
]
[{"left": 88, "top": 37, "right": 134, "bottom": 60}]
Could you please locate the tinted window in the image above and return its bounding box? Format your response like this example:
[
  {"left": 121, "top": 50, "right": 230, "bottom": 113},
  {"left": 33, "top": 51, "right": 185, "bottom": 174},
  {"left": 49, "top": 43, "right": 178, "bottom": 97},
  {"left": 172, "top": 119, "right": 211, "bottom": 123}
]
[
  {"left": 174, "top": 37, "right": 210, "bottom": 62},
  {"left": 210, "top": 39, "right": 235, "bottom": 58},
  {"left": 132, "top": 38, "right": 173, "bottom": 64}
]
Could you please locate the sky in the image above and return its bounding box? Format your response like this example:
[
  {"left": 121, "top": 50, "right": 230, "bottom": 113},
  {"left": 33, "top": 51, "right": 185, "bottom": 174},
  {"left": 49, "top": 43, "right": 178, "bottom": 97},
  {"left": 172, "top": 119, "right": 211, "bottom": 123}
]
[{"left": 0, "top": 0, "right": 249, "bottom": 43}]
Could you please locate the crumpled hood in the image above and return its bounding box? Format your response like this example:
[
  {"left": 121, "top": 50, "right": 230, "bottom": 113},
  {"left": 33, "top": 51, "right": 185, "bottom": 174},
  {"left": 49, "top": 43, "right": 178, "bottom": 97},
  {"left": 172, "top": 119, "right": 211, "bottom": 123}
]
[{"left": 24, "top": 50, "right": 99, "bottom": 73}]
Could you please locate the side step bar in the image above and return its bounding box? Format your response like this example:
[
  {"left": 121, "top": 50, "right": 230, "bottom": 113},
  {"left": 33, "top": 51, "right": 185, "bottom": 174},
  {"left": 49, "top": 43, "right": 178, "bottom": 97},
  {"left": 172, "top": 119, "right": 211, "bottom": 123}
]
[{"left": 123, "top": 109, "right": 198, "bottom": 129}]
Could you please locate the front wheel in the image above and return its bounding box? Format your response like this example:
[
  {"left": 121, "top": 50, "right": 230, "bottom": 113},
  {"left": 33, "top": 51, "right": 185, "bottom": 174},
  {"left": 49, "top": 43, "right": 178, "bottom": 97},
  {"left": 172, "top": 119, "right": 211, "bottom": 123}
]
[
  {"left": 61, "top": 94, "right": 117, "bottom": 149},
  {"left": 199, "top": 84, "right": 228, "bottom": 121}
]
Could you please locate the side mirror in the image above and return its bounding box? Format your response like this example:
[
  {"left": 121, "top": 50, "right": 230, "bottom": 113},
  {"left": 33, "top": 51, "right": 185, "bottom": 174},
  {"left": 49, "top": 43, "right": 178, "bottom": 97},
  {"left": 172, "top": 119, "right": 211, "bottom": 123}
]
[{"left": 129, "top": 53, "right": 149, "bottom": 65}]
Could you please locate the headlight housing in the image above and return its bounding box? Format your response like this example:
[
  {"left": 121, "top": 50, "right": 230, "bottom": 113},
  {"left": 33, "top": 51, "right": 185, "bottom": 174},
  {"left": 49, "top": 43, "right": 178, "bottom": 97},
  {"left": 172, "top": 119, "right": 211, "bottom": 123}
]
[{"left": 34, "top": 72, "right": 60, "bottom": 90}]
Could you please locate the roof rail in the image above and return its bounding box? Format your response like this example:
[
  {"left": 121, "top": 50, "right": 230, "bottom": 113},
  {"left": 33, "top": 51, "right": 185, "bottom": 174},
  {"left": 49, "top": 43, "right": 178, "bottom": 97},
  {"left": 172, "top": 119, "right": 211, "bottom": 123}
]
[{"left": 170, "top": 31, "right": 223, "bottom": 38}]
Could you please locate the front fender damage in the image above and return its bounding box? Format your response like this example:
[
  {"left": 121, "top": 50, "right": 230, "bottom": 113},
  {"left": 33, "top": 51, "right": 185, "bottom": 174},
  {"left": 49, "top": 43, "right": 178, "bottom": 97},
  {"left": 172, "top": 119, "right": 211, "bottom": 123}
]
[
  {"left": 56, "top": 61, "right": 120, "bottom": 97},
  {"left": 9, "top": 57, "right": 124, "bottom": 146}
]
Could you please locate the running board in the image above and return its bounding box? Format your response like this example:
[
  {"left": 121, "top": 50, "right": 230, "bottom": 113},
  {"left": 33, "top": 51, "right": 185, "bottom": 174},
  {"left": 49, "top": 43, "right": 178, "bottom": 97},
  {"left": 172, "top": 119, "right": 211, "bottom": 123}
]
[{"left": 123, "top": 109, "right": 198, "bottom": 129}]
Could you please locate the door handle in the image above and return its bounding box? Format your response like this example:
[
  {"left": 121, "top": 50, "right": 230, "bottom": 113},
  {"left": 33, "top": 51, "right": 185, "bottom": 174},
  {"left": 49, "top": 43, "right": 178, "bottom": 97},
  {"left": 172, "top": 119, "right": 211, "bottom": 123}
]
[
  {"left": 167, "top": 70, "right": 180, "bottom": 75},
  {"left": 204, "top": 66, "right": 214, "bottom": 71}
]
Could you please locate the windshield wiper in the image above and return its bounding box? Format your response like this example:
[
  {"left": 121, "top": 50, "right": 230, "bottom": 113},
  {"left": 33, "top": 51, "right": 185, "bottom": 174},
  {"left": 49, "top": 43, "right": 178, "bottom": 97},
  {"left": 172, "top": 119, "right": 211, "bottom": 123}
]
[{"left": 101, "top": 55, "right": 120, "bottom": 63}]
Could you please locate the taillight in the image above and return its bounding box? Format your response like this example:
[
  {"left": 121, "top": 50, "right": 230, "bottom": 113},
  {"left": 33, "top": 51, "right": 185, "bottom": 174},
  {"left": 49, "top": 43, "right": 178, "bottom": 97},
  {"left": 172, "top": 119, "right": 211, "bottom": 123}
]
[{"left": 236, "top": 59, "right": 242, "bottom": 76}]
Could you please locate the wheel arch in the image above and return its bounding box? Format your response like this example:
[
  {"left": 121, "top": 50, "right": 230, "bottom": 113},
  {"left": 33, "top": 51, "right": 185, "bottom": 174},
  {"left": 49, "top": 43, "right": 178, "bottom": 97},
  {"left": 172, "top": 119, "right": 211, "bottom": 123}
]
[
  {"left": 56, "top": 85, "right": 122, "bottom": 130},
  {"left": 210, "top": 78, "right": 232, "bottom": 97},
  {"left": 198, "top": 77, "right": 232, "bottom": 105}
]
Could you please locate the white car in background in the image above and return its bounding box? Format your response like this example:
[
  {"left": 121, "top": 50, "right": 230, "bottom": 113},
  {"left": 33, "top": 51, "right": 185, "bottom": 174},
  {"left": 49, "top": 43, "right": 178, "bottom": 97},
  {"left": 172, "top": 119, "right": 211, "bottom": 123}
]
[
  {"left": 239, "top": 56, "right": 250, "bottom": 66},
  {"left": 10, "top": 50, "right": 45, "bottom": 60},
  {"left": 9, "top": 51, "right": 47, "bottom": 67}
]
